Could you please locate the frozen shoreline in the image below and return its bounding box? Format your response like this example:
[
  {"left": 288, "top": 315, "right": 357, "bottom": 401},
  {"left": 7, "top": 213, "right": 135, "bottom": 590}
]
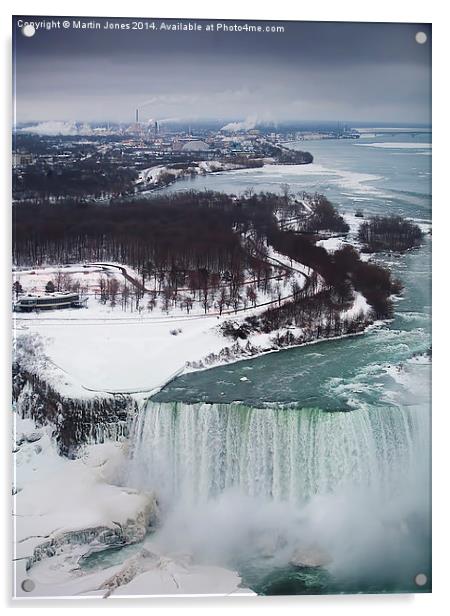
[
  {"left": 12, "top": 213, "right": 374, "bottom": 400},
  {"left": 13, "top": 287, "right": 374, "bottom": 400},
  {"left": 182, "top": 318, "right": 385, "bottom": 381},
  {"left": 12, "top": 414, "right": 255, "bottom": 599}
]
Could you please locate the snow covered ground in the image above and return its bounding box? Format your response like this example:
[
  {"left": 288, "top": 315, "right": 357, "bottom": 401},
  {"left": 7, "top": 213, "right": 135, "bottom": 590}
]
[
  {"left": 13, "top": 413, "right": 254, "bottom": 599},
  {"left": 13, "top": 415, "right": 155, "bottom": 554},
  {"left": 136, "top": 165, "right": 182, "bottom": 188},
  {"left": 13, "top": 251, "right": 373, "bottom": 396},
  {"left": 12, "top": 263, "right": 138, "bottom": 296},
  {"left": 15, "top": 309, "right": 228, "bottom": 395},
  {"left": 316, "top": 236, "right": 345, "bottom": 252},
  {"left": 13, "top": 258, "right": 309, "bottom": 395},
  {"left": 17, "top": 544, "right": 253, "bottom": 599}
]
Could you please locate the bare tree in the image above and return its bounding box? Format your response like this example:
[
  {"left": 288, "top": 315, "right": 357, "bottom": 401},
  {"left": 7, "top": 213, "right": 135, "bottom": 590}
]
[
  {"left": 246, "top": 286, "right": 257, "bottom": 308},
  {"left": 121, "top": 282, "right": 130, "bottom": 311},
  {"left": 12, "top": 280, "right": 23, "bottom": 299},
  {"left": 108, "top": 278, "right": 120, "bottom": 307},
  {"left": 217, "top": 287, "right": 227, "bottom": 315}
]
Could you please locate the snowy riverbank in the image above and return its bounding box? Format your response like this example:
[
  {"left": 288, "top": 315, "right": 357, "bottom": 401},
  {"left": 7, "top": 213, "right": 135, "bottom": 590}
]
[
  {"left": 13, "top": 287, "right": 374, "bottom": 399},
  {"left": 13, "top": 220, "right": 375, "bottom": 399},
  {"left": 12, "top": 413, "right": 255, "bottom": 598},
  {"left": 135, "top": 160, "right": 266, "bottom": 194}
]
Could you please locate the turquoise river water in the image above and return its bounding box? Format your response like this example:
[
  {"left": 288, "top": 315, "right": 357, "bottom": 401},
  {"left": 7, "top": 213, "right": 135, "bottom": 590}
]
[{"left": 84, "top": 132, "right": 432, "bottom": 595}]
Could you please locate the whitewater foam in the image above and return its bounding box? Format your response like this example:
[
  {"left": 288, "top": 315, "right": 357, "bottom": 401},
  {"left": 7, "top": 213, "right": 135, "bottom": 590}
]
[{"left": 127, "top": 401, "right": 429, "bottom": 506}]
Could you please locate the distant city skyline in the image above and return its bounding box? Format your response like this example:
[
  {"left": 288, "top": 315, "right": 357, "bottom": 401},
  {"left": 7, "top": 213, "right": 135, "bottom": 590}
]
[{"left": 13, "top": 17, "right": 431, "bottom": 125}]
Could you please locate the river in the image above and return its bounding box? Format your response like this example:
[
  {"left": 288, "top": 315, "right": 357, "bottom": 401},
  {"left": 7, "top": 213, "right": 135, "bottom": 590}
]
[{"left": 85, "top": 132, "right": 432, "bottom": 594}]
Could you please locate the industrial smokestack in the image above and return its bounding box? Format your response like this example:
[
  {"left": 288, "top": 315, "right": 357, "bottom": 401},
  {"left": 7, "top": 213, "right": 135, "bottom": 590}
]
[{"left": 135, "top": 108, "right": 139, "bottom": 123}]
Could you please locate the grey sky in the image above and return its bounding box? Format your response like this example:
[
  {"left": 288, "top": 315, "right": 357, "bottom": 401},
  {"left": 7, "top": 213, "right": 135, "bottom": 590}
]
[{"left": 13, "top": 17, "right": 431, "bottom": 124}]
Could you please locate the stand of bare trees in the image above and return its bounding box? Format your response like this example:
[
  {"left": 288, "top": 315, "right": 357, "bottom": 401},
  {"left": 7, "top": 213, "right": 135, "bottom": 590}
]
[{"left": 13, "top": 190, "right": 402, "bottom": 320}]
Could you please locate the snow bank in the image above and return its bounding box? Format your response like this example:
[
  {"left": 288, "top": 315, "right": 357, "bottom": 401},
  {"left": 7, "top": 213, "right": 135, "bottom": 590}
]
[
  {"left": 137, "top": 165, "right": 178, "bottom": 187},
  {"left": 341, "top": 292, "right": 371, "bottom": 320},
  {"left": 13, "top": 414, "right": 158, "bottom": 597},
  {"left": 15, "top": 314, "right": 227, "bottom": 395},
  {"left": 112, "top": 562, "right": 252, "bottom": 597},
  {"left": 316, "top": 237, "right": 345, "bottom": 252},
  {"left": 100, "top": 544, "right": 254, "bottom": 597},
  {"left": 16, "top": 543, "right": 254, "bottom": 598},
  {"left": 13, "top": 412, "right": 254, "bottom": 599},
  {"left": 13, "top": 258, "right": 370, "bottom": 397}
]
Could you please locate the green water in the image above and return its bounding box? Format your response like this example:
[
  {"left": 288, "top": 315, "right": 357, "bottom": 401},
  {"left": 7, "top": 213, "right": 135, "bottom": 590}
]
[
  {"left": 155, "top": 238, "right": 431, "bottom": 412},
  {"left": 84, "top": 134, "right": 432, "bottom": 595}
]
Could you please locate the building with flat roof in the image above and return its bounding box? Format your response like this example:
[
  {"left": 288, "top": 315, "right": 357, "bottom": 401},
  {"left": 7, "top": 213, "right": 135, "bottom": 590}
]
[{"left": 14, "top": 292, "right": 87, "bottom": 312}]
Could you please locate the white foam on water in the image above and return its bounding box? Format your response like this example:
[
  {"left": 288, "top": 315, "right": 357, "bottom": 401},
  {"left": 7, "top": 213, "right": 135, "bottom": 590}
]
[
  {"left": 356, "top": 142, "right": 432, "bottom": 150},
  {"left": 228, "top": 162, "right": 386, "bottom": 197}
]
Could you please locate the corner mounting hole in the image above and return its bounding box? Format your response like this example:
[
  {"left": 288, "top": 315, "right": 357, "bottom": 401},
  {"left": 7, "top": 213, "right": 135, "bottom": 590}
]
[
  {"left": 22, "top": 24, "right": 36, "bottom": 37},
  {"left": 414, "top": 573, "right": 427, "bottom": 587},
  {"left": 21, "top": 578, "right": 35, "bottom": 592},
  {"left": 415, "top": 31, "right": 427, "bottom": 45}
]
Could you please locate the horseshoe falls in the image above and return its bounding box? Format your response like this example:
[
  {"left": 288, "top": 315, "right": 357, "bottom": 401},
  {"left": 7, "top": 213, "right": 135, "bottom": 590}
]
[
  {"left": 125, "top": 383, "right": 430, "bottom": 594},
  {"left": 120, "top": 135, "right": 432, "bottom": 594},
  {"left": 128, "top": 401, "right": 429, "bottom": 506}
]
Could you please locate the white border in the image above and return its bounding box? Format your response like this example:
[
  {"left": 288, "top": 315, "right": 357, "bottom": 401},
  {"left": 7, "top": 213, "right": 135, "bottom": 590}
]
[{"left": 2, "top": 1, "right": 446, "bottom": 614}]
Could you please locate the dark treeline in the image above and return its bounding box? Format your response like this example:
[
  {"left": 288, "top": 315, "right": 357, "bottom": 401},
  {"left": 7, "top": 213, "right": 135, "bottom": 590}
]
[
  {"left": 261, "top": 142, "right": 313, "bottom": 165},
  {"left": 358, "top": 215, "right": 423, "bottom": 252},
  {"left": 13, "top": 161, "right": 138, "bottom": 203},
  {"left": 301, "top": 195, "right": 350, "bottom": 234},
  {"left": 13, "top": 133, "right": 108, "bottom": 155},
  {"left": 12, "top": 192, "right": 279, "bottom": 298},
  {"left": 223, "top": 244, "right": 401, "bottom": 343},
  {"left": 275, "top": 149, "right": 314, "bottom": 165},
  {"left": 334, "top": 245, "right": 403, "bottom": 317},
  {"left": 13, "top": 190, "right": 401, "bottom": 319},
  {"left": 266, "top": 227, "right": 401, "bottom": 318}
]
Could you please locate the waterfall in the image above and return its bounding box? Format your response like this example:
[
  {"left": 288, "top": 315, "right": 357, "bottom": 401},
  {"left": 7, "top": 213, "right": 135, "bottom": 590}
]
[{"left": 127, "top": 401, "right": 429, "bottom": 506}]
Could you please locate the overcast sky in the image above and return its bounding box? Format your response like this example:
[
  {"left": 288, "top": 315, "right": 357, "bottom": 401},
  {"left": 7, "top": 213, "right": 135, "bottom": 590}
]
[{"left": 13, "top": 17, "right": 431, "bottom": 125}]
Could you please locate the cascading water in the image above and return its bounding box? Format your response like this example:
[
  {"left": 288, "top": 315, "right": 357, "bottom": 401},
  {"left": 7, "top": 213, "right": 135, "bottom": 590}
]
[
  {"left": 127, "top": 400, "right": 429, "bottom": 507},
  {"left": 112, "top": 136, "right": 432, "bottom": 594},
  {"left": 121, "top": 398, "right": 430, "bottom": 593}
]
